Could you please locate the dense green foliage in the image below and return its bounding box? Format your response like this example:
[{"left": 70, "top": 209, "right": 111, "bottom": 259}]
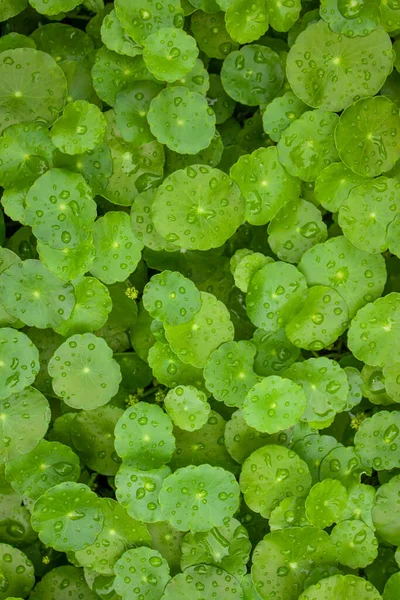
[{"left": 0, "top": 0, "right": 399, "bottom": 598}]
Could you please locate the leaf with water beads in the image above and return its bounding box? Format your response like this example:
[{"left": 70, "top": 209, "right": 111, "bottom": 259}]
[
  {"left": 339, "top": 483, "right": 375, "bottom": 530},
  {"left": 114, "top": 546, "right": 170, "bottom": 600},
  {"left": 240, "top": 445, "right": 312, "bottom": 518},
  {"left": 90, "top": 212, "right": 144, "bottom": 285},
  {"left": 339, "top": 177, "right": 400, "bottom": 254},
  {"left": 207, "top": 74, "right": 236, "bottom": 125},
  {"left": 53, "top": 143, "right": 113, "bottom": 196},
  {"left": 180, "top": 518, "right": 251, "bottom": 578},
  {"left": 100, "top": 9, "right": 143, "bottom": 58},
  {"left": 233, "top": 253, "right": 273, "bottom": 294},
  {"left": 225, "top": 0, "right": 269, "bottom": 45},
  {"left": 292, "top": 432, "right": 340, "bottom": 484},
  {"left": 372, "top": 475, "right": 400, "bottom": 546},
  {"left": 5, "top": 439, "right": 79, "bottom": 502},
  {"left": 298, "top": 236, "right": 386, "bottom": 319},
  {"left": 0, "top": 328, "right": 39, "bottom": 400},
  {"left": 0, "top": 544, "right": 34, "bottom": 599},
  {"left": 75, "top": 498, "right": 151, "bottom": 576},
  {"left": 91, "top": 47, "right": 154, "bottom": 106},
  {"left": 0, "top": 0, "right": 27, "bottom": 22},
  {"left": 285, "top": 284, "right": 349, "bottom": 351},
  {"left": 285, "top": 357, "right": 348, "bottom": 427},
  {"left": 29, "top": 0, "right": 81, "bottom": 15},
  {"left": 0, "top": 387, "right": 50, "bottom": 463},
  {"left": 143, "top": 270, "right": 201, "bottom": 326},
  {"left": 191, "top": 11, "right": 238, "bottom": 60},
  {"left": 348, "top": 292, "right": 400, "bottom": 368},
  {"left": 204, "top": 340, "right": 259, "bottom": 408},
  {"left": 320, "top": 0, "right": 381, "bottom": 37},
  {"left": 268, "top": 198, "right": 327, "bottom": 264},
  {"left": 252, "top": 327, "right": 300, "bottom": 378},
  {"left": 143, "top": 27, "right": 198, "bottom": 83},
  {"left": 51, "top": 100, "right": 106, "bottom": 156},
  {"left": 115, "top": 0, "right": 184, "bottom": 45},
  {"left": 286, "top": 21, "right": 394, "bottom": 112},
  {"left": 262, "top": 91, "right": 308, "bottom": 143},
  {"left": 25, "top": 168, "right": 96, "bottom": 250},
  {"left": 37, "top": 238, "right": 95, "bottom": 283},
  {"left": 159, "top": 464, "right": 240, "bottom": 532},
  {"left": 299, "top": 574, "right": 382, "bottom": 600},
  {"left": 164, "top": 385, "right": 210, "bottom": 431},
  {"left": 114, "top": 81, "right": 164, "bottom": 146},
  {"left": 153, "top": 165, "right": 244, "bottom": 250},
  {"left": 164, "top": 292, "right": 234, "bottom": 368},
  {"left": 0, "top": 122, "right": 55, "bottom": 190},
  {"left": 31, "top": 482, "right": 104, "bottom": 552},
  {"left": 269, "top": 496, "right": 310, "bottom": 531},
  {"left": 0, "top": 259, "right": 75, "bottom": 329},
  {"left": 54, "top": 276, "right": 112, "bottom": 337},
  {"left": 114, "top": 401, "right": 175, "bottom": 469},
  {"left": 70, "top": 405, "right": 123, "bottom": 476},
  {"left": 331, "top": 519, "right": 378, "bottom": 569},
  {"left": 314, "top": 162, "right": 367, "bottom": 213},
  {"left": 243, "top": 375, "right": 307, "bottom": 434},
  {"left": 116, "top": 462, "right": 171, "bottom": 523},
  {"left": 246, "top": 261, "right": 308, "bottom": 333},
  {"left": 28, "top": 565, "right": 98, "bottom": 600},
  {"left": 354, "top": 411, "right": 400, "bottom": 471},
  {"left": 221, "top": 44, "right": 284, "bottom": 106},
  {"left": 0, "top": 48, "right": 67, "bottom": 134},
  {"left": 103, "top": 137, "right": 164, "bottom": 207},
  {"left": 48, "top": 332, "right": 122, "bottom": 410},
  {"left": 383, "top": 573, "right": 400, "bottom": 600},
  {"left": 163, "top": 564, "right": 243, "bottom": 599},
  {"left": 148, "top": 341, "right": 206, "bottom": 391},
  {"left": 277, "top": 109, "right": 339, "bottom": 182},
  {"left": 319, "top": 445, "right": 369, "bottom": 486},
  {"left": 148, "top": 86, "right": 216, "bottom": 155},
  {"left": 230, "top": 146, "right": 301, "bottom": 226},
  {"left": 305, "top": 479, "right": 347, "bottom": 529},
  {"left": 252, "top": 527, "right": 336, "bottom": 600},
  {"left": 335, "top": 97, "right": 400, "bottom": 178},
  {"left": 131, "top": 189, "right": 176, "bottom": 252}
]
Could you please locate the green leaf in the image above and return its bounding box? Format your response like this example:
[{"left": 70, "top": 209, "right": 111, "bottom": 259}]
[
  {"left": 159, "top": 464, "right": 240, "bottom": 531},
  {"left": 230, "top": 146, "right": 301, "bottom": 225},
  {"left": 314, "top": 162, "right": 367, "bottom": 213},
  {"left": 0, "top": 259, "right": 75, "bottom": 328},
  {"left": 277, "top": 109, "right": 339, "bottom": 182},
  {"left": 51, "top": 100, "right": 106, "bottom": 156},
  {"left": 180, "top": 518, "right": 251, "bottom": 578},
  {"left": 116, "top": 462, "right": 171, "bottom": 523},
  {"left": 29, "top": 565, "right": 98, "bottom": 600},
  {"left": 221, "top": 44, "right": 284, "bottom": 106},
  {"left": 285, "top": 357, "right": 349, "bottom": 426},
  {"left": 285, "top": 285, "right": 349, "bottom": 351},
  {"left": 25, "top": 168, "right": 96, "bottom": 250},
  {"left": 148, "top": 86, "right": 216, "bottom": 154},
  {"left": 161, "top": 564, "right": 243, "bottom": 599},
  {"left": 143, "top": 27, "right": 198, "bottom": 83},
  {"left": 252, "top": 527, "right": 336, "bottom": 600},
  {"left": 320, "top": 0, "right": 381, "bottom": 37},
  {"left": 286, "top": 21, "right": 394, "bottom": 111},
  {"left": 298, "top": 574, "right": 382, "bottom": 600},
  {"left": 335, "top": 97, "right": 400, "bottom": 178},
  {"left": 114, "top": 401, "right": 175, "bottom": 468},
  {"left": 90, "top": 212, "right": 144, "bottom": 285},
  {"left": 372, "top": 474, "right": 400, "bottom": 546},
  {"left": 164, "top": 291, "right": 234, "bottom": 368},
  {"left": 101, "top": 9, "right": 143, "bottom": 57},
  {"left": 164, "top": 385, "right": 210, "bottom": 431},
  {"left": 225, "top": 0, "right": 269, "bottom": 45},
  {"left": 70, "top": 404, "right": 123, "bottom": 475},
  {"left": 114, "top": 546, "right": 170, "bottom": 599},
  {"left": 48, "top": 332, "right": 122, "bottom": 409},
  {"left": 240, "top": 445, "right": 312, "bottom": 518},
  {"left": 115, "top": 0, "right": 184, "bottom": 45},
  {"left": 0, "top": 544, "right": 34, "bottom": 598},
  {"left": 191, "top": 11, "right": 238, "bottom": 59},
  {"left": 143, "top": 270, "right": 201, "bottom": 326},
  {"left": 0, "top": 48, "right": 67, "bottom": 133},
  {"left": 114, "top": 81, "right": 163, "bottom": 145},
  {"left": 305, "top": 479, "right": 347, "bottom": 529},
  {"left": 354, "top": 410, "right": 400, "bottom": 471},
  {"left": 0, "top": 328, "right": 39, "bottom": 399},
  {"left": 348, "top": 292, "right": 400, "bottom": 367},
  {"left": 330, "top": 519, "right": 378, "bottom": 569},
  {"left": 75, "top": 498, "right": 151, "bottom": 575},
  {"left": 31, "top": 482, "right": 104, "bottom": 552},
  {"left": 5, "top": 439, "right": 80, "bottom": 501}
]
